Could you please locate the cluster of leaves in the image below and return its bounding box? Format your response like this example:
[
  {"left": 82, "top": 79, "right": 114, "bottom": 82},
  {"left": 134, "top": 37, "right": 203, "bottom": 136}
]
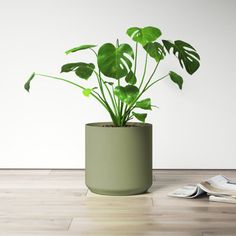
[{"left": 25, "top": 26, "right": 200, "bottom": 126}]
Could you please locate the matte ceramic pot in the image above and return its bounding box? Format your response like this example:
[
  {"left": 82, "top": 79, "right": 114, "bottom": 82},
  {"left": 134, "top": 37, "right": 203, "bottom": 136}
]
[{"left": 85, "top": 122, "right": 152, "bottom": 196}]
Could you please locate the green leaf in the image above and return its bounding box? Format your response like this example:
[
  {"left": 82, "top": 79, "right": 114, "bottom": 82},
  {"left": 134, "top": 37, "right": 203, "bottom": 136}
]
[
  {"left": 82, "top": 88, "right": 93, "bottom": 97},
  {"left": 61, "top": 62, "right": 95, "bottom": 80},
  {"left": 24, "top": 72, "right": 35, "bottom": 92},
  {"left": 114, "top": 85, "right": 139, "bottom": 104},
  {"left": 61, "top": 63, "right": 81, "bottom": 73},
  {"left": 169, "top": 71, "right": 183, "bottom": 89},
  {"left": 135, "top": 98, "right": 152, "bottom": 110},
  {"left": 144, "top": 42, "right": 165, "bottom": 62},
  {"left": 132, "top": 112, "right": 147, "bottom": 123},
  {"left": 75, "top": 63, "right": 95, "bottom": 80},
  {"left": 65, "top": 45, "right": 96, "bottom": 55},
  {"left": 98, "top": 43, "right": 134, "bottom": 79},
  {"left": 125, "top": 70, "right": 137, "bottom": 85},
  {"left": 162, "top": 40, "right": 200, "bottom": 75},
  {"left": 127, "top": 26, "right": 162, "bottom": 46}
]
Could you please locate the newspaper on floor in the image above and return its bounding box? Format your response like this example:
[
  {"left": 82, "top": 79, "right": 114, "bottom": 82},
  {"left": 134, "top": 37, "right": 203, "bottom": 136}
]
[{"left": 168, "top": 175, "right": 236, "bottom": 203}]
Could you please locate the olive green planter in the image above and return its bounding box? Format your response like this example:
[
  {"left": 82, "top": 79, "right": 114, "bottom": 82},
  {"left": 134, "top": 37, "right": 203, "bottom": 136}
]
[{"left": 85, "top": 122, "right": 152, "bottom": 196}]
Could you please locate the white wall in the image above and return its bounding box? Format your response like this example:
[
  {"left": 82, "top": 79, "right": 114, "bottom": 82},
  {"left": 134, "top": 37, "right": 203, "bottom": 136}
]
[{"left": 0, "top": 0, "right": 235, "bottom": 168}]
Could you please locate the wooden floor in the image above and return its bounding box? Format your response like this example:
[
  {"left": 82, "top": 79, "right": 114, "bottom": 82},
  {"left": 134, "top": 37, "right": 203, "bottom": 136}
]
[{"left": 0, "top": 170, "right": 236, "bottom": 236}]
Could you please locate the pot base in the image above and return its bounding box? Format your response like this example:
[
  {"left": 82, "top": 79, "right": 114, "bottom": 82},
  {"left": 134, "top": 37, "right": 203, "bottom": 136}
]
[{"left": 88, "top": 186, "right": 149, "bottom": 196}]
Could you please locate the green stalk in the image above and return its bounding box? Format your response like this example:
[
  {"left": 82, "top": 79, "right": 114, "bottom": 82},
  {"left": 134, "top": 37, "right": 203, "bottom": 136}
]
[
  {"left": 112, "top": 85, "right": 119, "bottom": 111},
  {"left": 93, "top": 71, "right": 118, "bottom": 123},
  {"left": 134, "top": 42, "right": 138, "bottom": 75},
  {"left": 117, "top": 79, "right": 121, "bottom": 125},
  {"left": 115, "top": 38, "right": 122, "bottom": 125},
  {"left": 144, "top": 74, "right": 169, "bottom": 91},
  {"left": 124, "top": 74, "right": 169, "bottom": 119},
  {"left": 143, "top": 56, "right": 162, "bottom": 90},
  {"left": 120, "top": 104, "right": 128, "bottom": 126},
  {"left": 122, "top": 60, "right": 163, "bottom": 119},
  {"left": 139, "top": 52, "right": 148, "bottom": 89},
  {"left": 95, "top": 71, "right": 119, "bottom": 118},
  {"left": 35, "top": 73, "right": 107, "bottom": 110},
  {"left": 89, "top": 48, "right": 98, "bottom": 56}
]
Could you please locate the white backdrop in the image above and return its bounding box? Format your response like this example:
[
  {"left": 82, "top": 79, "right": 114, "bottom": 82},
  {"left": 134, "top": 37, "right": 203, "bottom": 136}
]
[{"left": 0, "top": 0, "right": 235, "bottom": 168}]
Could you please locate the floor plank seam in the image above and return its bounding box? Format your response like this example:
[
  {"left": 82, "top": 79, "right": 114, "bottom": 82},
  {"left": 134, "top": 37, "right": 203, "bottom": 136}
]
[
  {"left": 67, "top": 218, "right": 74, "bottom": 231},
  {"left": 85, "top": 188, "right": 89, "bottom": 196},
  {"left": 151, "top": 197, "right": 154, "bottom": 207}
]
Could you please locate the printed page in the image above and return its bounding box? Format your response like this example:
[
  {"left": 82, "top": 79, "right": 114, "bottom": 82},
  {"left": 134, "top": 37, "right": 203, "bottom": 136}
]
[
  {"left": 168, "top": 184, "right": 205, "bottom": 198},
  {"left": 199, "top": 175, "right": 236, "bottom": 197},
  {"left": 209, "top": 195, "right": 236, "bottom": 204}
]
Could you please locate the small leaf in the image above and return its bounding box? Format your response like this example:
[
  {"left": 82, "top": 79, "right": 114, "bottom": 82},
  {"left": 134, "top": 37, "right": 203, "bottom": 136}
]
[
  {"left": 24, "top": 72, "right": 35, "bottom": 92},
  {"left": 125, "top": 70, "right": 137, "bottom": 85},
  {"left": 65, "top": 45, "right": 96, "bottom": 55},
  {"left": 169, "top": 71, "right": 183, "bottom": 89},
  {"left": 114, "top": 85, "right": 139, "bottom": 104},
  {"left": 98, "top": 43, "right": 134, "bottom": 79},
  {"left": 75, "top": 63, "right": 95, "bottom": 80},
  {"left": 61, "top": 63, "right": 81, "bottom": 73},
  {"left": 132, "top": 112, "right": 147, "bottom": 123},
  {"left": 144, "top": 42, "right": 165, "bottom": 62},
  {"left": 162, "top": 40, "right": 200, "bottom": 75},
  {"left": 82, "top": 88, "right": 93, "bottom": 97},
  {"left": 61, "top": 62, "right": 95, "bottom": 80},
  {"left": 127, "top": 26, "right": 162, "bottom": 46},
  {"left": 135, "top": 98, "right": 152, "bottom": 110}
]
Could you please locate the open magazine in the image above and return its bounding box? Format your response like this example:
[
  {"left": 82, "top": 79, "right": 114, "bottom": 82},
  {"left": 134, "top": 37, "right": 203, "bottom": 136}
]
[{"left": 168, "top": 175, "right": 236, "bottom": 204}]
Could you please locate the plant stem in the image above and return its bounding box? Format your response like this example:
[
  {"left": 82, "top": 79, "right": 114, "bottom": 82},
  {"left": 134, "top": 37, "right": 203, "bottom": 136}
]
[
  {"left": 117, "top": 79, "right": 121, "bottom": 125},
  {"left": 134, "top": 42, "right": 138, "bottom": 76},
  {"left": 139, "top": 52, "right": 148, "bottom": 89},
  {"left": 94, "top": 72, "right": 119, "bottom": 124},
  {"left": 89, "top": 48, "right": 98, "bottom": 56},
  {"left": 144, "top": 60, "right": 160, "bottom": 90},
  {"left": 144, "top": 74, "right": 169, "bottom": 91},
  {"left": 122, "top": 60, "right": 164, "bottom": 120},
  {"left": 120, "top": 104, "right": 128, "bottom": 125},
  {"left": 35, "top": 73, "right": 113, "bottom": 120},
  {"left": 36, "top": 73, "right": 85, "bottom": 89},
  {"left": 94, "top": 71, "right": 119, "bottom": 119}
]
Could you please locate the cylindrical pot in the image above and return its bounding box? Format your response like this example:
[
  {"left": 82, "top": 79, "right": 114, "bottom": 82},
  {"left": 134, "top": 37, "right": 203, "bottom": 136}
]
[{"left": 85, "top": 122, "right": 152, "bottom": 196}]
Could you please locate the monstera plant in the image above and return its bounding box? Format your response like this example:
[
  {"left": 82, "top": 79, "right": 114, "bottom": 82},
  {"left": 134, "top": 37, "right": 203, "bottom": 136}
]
[
  {"left": 25, "top": 26, "right": 200, "bottom": 196},
  {"left": 25, "top": 26, "right": 200, "bottom": 127}
]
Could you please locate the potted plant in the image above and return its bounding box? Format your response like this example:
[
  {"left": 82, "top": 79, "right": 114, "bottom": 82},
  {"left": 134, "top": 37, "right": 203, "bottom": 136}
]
[{"left": 25, "top": 26, "right": 200, "bottom": 195}]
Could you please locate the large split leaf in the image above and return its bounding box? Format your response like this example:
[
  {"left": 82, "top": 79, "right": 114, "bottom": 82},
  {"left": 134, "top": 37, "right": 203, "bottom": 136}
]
[
  {"left": 61, "top": 62, "right": 95, "bottom": 80},
  {"left": 114, "top": 85, "right": 139, "bottom": 104},
  {"left": 127, "top": 26, "right": 161, "bottom": 46},
  {"left": 97, "top": 43, "right": 134, "bottom": 79},
  {"left": 132, "top": 112, "right": 147, "bottom": 123},
  {"left": 135, "top": 98, "right": 152, "bottom": 110},
  {"left": 162, "top": 40, "right": 200, "bottom": 75},
  {"left": 144, "top": 42, "right": 165, "bottom": 62},
  {"left": 65, "top": 45, "right": 96, "bottom": 55},
  {"left": 169, "top": 71, "right": 183, "bottom": 89}
]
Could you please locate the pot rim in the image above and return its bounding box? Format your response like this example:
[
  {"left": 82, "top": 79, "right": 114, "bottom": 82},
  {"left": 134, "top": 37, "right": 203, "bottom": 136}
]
[{"left": 86, "top": 122, "right": 152, "bottom": 128}]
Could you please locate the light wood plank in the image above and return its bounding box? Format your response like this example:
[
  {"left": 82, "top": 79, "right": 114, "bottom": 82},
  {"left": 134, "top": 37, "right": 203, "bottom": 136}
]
[
  {"left": 0, "top": 218, "right": 71, "bottom": 231},
  {"left": 0, "top": 169, "right": 235, "bottom": 235}
]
